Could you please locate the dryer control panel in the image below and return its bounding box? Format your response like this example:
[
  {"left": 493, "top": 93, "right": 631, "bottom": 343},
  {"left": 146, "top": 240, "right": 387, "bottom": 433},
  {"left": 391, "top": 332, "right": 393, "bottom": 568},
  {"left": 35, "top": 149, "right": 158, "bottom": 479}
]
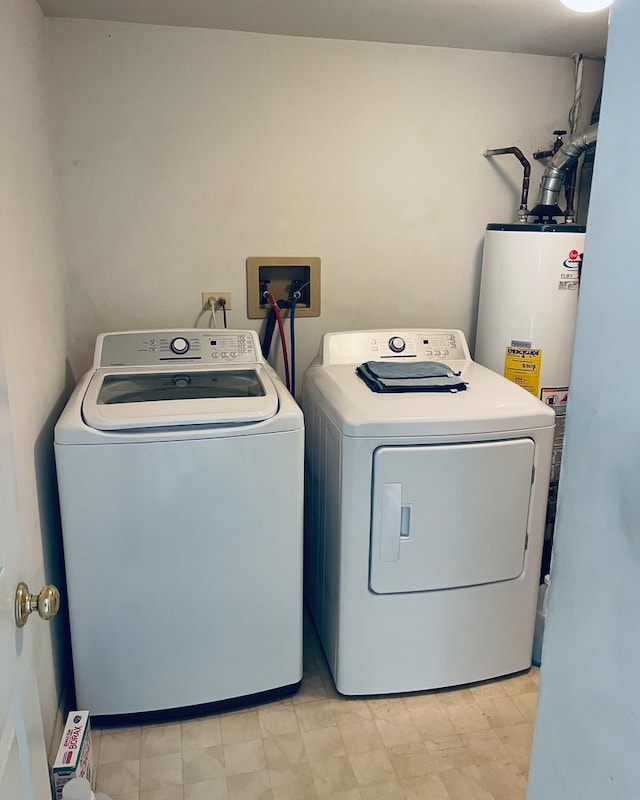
[
  {"left": 94, "top": 330, "right": 263, "bottom": 367},
  {"left": 321, "top": 329, "right": 471, "bottom": 366}
]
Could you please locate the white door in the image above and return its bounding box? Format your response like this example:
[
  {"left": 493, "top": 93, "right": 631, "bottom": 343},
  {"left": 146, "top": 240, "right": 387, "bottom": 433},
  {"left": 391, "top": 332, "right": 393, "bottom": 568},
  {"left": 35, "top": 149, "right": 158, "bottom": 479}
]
[{"left": 0, "top": 331, "right": 52, "bottom": 798}]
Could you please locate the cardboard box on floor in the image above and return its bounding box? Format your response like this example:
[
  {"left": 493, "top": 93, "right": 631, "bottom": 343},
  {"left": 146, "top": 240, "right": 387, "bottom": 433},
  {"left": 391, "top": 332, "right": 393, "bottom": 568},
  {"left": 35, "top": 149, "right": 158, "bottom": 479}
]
[{"left": 51, "top": 711, "right": 94, "bottom": 800}]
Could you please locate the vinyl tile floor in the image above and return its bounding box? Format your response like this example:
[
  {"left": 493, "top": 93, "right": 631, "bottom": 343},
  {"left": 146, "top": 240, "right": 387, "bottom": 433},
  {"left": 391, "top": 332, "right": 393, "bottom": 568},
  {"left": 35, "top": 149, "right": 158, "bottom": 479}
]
[{"left": 93, "top": 613, "right": 539, "bottom": 800}]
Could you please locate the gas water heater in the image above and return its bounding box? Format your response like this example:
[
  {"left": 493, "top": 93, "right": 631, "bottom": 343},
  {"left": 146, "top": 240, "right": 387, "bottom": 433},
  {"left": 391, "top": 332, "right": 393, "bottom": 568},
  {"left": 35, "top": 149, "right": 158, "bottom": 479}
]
[
  {"left": 476, "top": 126, "right": 596, "bottom": 565},
  {"left": 475, "top": 224, "right": 583, "bottom": 402},
  {"left": 474, "top": 223, "right": 584, "bottom": 488},
  {"left": 476, "top": 126, "right": 596, "bottom": 403}
]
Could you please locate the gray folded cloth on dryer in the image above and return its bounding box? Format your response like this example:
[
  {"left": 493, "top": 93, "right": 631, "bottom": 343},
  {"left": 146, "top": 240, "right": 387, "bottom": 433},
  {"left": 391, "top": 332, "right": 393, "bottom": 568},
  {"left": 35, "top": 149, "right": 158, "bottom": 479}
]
[
  {"left": 356, "top": 361, "right": 467, "bottom": 393},
  {"left": 363, "top": 361, "right": 460, "bottom": 379}
]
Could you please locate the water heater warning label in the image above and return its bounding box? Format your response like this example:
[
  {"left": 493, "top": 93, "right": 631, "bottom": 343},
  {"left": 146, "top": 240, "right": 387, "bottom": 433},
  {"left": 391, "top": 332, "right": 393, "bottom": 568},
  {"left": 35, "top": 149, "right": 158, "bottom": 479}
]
[
  {"left": 503, "top": 347, "right": 542, "bottom": 395},
  {"left": 542, "top": 388, "right": 569, "bottom": 483}
]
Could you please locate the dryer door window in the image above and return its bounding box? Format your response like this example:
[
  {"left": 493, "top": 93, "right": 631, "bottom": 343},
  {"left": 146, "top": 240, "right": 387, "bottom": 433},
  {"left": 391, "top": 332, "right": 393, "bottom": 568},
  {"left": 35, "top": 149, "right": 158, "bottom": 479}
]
[{"left": 369, "top": 438, "right": 534, "bottom": 594}]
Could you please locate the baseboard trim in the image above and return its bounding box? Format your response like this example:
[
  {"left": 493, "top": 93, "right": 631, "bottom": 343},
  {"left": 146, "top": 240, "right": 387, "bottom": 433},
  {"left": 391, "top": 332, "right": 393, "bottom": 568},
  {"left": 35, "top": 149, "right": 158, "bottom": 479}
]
[{"left": 47, "top": 677, "right": 72, "bottom": 765}]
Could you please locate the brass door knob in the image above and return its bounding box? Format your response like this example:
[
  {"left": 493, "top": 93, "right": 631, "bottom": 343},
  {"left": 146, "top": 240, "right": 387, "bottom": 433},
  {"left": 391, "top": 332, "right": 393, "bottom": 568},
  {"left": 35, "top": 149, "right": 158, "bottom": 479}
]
[{"left": 15, "top": 581, "right": 60, "bottom": 628}]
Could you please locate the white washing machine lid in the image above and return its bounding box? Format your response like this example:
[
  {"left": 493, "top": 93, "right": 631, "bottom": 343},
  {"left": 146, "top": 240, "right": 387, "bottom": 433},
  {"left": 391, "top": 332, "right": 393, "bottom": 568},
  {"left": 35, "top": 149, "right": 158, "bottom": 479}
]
[{"left": 82, "top": 364, "right": 279, "bottom": 431}]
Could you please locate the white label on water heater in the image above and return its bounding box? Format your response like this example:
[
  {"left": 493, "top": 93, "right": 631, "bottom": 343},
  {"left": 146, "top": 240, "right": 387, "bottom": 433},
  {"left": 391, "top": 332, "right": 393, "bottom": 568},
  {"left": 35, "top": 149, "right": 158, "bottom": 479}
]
[
  {"left": 559, "top": 247, "right": 581, "bottom": 290},
  {"left": 541, "top": 387, "right": 569, "bottom": 483}
]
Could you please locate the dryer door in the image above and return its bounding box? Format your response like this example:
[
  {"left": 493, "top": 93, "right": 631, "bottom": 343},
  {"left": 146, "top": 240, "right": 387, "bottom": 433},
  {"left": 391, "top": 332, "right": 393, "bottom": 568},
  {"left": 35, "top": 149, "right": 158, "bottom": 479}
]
[{"left": 369, "top": 438, "right": 534, "bottom": 594}]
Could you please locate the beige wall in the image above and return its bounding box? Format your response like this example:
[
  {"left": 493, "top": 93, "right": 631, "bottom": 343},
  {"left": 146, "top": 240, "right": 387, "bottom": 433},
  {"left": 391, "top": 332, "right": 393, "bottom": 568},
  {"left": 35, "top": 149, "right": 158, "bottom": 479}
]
[
  {"left": 46, "top": 20, "right": 603, "bottom": 390},
  {"left": 1, "top": 0, "right": 69, "bottom": 746}
]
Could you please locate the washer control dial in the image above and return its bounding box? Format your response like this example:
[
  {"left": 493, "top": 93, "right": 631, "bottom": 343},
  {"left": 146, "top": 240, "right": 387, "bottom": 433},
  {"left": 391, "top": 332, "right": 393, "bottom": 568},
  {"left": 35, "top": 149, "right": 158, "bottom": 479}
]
[
  {"left": 170, "top": 336, "right": 190, "bottom": 355},
  {"left": 389, "top": 336, "right": 406, "bottom": 353}
]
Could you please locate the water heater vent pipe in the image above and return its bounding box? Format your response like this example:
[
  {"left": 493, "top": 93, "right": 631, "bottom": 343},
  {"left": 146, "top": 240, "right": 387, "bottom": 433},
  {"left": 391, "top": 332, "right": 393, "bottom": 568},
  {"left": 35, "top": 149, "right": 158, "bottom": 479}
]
[
  {"left": 531, "top": 123, "right": 598, "bottom": 221},
  {"left": 483, "top": 146, "right": 531, "bottom": 222}
]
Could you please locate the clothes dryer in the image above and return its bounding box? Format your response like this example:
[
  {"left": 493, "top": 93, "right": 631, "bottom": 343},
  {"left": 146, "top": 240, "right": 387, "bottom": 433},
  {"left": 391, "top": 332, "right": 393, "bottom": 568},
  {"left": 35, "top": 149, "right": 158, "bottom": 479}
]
[
  {"left": 302, "top": 329, "right": 554, "bottom": 695},
  {"left": 55, "top": 330, "right": 303, "bottom": 721}
]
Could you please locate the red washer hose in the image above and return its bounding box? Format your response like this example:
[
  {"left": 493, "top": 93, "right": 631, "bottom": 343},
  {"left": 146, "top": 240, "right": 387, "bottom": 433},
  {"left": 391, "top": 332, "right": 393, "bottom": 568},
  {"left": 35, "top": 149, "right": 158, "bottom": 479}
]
[{"left": 264, "top": 292, "right": 290, "bottom": 392}]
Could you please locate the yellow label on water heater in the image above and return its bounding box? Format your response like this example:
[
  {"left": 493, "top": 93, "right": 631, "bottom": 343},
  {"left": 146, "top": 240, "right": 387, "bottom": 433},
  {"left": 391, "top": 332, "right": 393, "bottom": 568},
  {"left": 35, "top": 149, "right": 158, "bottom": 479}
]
[{"left": 503, "top": 347, "right": 542, "bottom": 395}]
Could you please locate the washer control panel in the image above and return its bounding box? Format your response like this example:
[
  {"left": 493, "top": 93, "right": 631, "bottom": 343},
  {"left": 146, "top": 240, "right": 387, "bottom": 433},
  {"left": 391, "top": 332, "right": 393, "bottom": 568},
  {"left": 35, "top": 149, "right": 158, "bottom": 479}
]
[
  {"left": 95, "top": 330, "right": 262, "bottom": 367},
  {"left": 322, "top": 329, "right": 471, "bottom": 366}
]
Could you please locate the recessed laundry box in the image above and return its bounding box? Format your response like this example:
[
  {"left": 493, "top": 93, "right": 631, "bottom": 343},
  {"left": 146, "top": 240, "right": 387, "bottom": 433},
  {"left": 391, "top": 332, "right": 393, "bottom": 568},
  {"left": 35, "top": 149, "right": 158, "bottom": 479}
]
[
  {"left": 302, "top": 329, "right": 554, "bottom": 695},
  {"left": 55, "top": 330, "right": 304, "bottom": 721}
]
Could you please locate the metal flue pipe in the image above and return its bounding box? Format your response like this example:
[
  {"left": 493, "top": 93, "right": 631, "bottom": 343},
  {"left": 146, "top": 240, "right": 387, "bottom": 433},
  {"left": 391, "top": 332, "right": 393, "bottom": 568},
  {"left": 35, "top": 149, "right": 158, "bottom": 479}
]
[{"left": 531, "top": 123, "right": 598, "bottom": 220}]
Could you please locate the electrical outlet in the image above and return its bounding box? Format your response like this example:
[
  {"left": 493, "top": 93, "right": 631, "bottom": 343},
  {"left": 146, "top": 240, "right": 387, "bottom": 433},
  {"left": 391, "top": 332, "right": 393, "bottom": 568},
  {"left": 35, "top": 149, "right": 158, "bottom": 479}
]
[{"left": 201, "top": 292, "right": 232, "bottom": 311}]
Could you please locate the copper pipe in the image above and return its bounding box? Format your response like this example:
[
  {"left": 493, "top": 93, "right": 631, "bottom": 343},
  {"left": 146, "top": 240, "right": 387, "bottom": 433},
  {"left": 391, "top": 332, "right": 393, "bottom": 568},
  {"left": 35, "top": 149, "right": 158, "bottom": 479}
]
[{"left": 483, "top": 146, "right": 531, "bottom": 222}]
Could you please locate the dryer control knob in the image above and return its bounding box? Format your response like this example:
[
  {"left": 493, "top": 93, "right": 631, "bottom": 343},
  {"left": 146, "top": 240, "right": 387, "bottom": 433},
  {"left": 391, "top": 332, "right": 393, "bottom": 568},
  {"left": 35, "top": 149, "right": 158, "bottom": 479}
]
[
  {"left": 170, "top": 337, "right": 190, "bottom": 354},
  {"left": 389, "top": 336, "right": 406, "bottom": 353}
]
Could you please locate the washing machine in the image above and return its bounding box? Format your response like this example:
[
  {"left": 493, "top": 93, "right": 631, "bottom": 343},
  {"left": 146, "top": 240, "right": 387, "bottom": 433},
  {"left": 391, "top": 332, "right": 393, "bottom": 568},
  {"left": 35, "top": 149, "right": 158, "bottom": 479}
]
[
  {"left": 55, "top": 329, "right": 304, "bottom": 721},
  {"left": 302, "top": 329, "right": 555, "bottom": 695}
]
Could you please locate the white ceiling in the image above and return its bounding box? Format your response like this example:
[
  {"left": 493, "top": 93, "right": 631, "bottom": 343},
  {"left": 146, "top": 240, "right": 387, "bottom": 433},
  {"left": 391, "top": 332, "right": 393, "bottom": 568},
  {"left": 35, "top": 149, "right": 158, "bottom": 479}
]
[{"left": 39, "top": 0, "right": 609, "bottom": 59}]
